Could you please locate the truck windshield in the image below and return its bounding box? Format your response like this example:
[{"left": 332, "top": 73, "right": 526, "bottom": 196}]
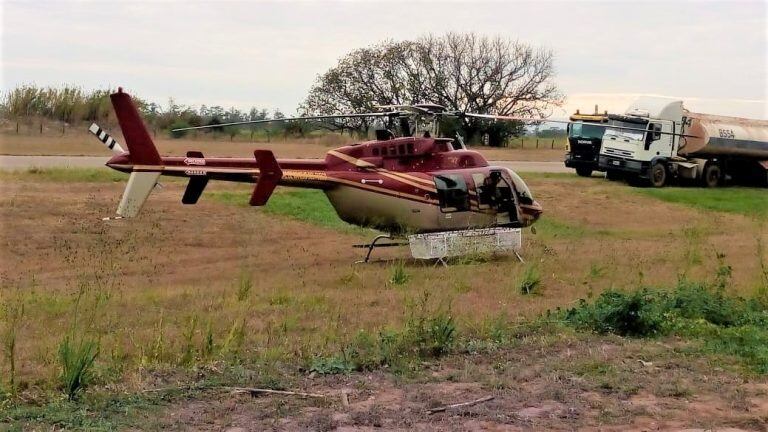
[
  {"left": 569, "top": 123, "right": 605, "bottom": 140},
  {"left": 604, "top": 120, "right": 647, "bottom": 141}
]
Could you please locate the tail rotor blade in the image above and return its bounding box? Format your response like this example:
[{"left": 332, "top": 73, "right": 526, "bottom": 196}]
[{"left": 89, "top": 123, "right": 125, "bottom": 154}]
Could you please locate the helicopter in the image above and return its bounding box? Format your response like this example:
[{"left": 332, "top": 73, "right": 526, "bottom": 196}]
[{"left": 93, "top": 88, "right": 544, "bottom": 261}]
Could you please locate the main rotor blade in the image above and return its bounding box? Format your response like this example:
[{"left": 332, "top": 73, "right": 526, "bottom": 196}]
[
  {"left": 375, "top": 104, "right": 435, "bottom": 115},
  {"left": 459, "top": 113, "right": 699, "bottom": 138},
  {"left": 172, "top": 112, "right": 404, "bottom": 132}
]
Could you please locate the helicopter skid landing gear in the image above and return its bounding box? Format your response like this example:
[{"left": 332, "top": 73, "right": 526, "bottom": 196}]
[{"left": 353, "top": 234, "right": 409, "bottom": 263}]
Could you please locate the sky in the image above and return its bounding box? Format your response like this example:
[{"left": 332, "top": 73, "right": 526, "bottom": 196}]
[{"left": 2, "top": 0, "right": 767, "bottom": 119}]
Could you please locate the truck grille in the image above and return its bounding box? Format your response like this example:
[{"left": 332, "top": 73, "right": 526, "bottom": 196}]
[{"left": 604, "top": 147, "right": 634, "bottom": 158}]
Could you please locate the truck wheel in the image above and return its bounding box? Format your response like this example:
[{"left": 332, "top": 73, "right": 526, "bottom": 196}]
[
  {"left": 606, "top": 170, "right": 623, "bottom": 181},
  {"left": 702, "top": 164, "right": 721, "bottom": 188},
  {"left": 576, "top": 167, "right": 593, "bottom": 177},
  {"left": 650, "top": 162, "right": 667, "bottom": 188}
]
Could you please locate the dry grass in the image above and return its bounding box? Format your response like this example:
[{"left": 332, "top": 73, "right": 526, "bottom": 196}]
[
  {"left": 1, "top": 168, "right": 767, "bottom": 429},
  {"left": 1, "top": 170, "right": 766, "bottom": 393}
]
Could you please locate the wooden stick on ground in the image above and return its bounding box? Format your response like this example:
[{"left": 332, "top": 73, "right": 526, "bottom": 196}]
[
  {"left": 427, "top": 395, "right": 495, "bottom": 414},
  {"left": 230, "top": 387, "right": 326, "bottom": 398}
]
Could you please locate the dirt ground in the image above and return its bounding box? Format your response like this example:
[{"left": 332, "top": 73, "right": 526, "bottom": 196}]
[
  {"left": 1, "top": 172, "right": 767, "bottom": 430},
  {"left": 154, "top": 337, "right": 768, "bottom": 431},
  {"left": 0, "top": 131, "right": 566, "bottom": 161}
]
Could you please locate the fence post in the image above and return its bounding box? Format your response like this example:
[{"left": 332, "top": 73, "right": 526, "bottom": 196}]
[
  {"left": 16, "top": 122, "right": 19, "bottom": 134},
  {"left": 536, "top": 138, "right": 539, "bottom": 149},
  {"left": 521, "top": 138, "right": 524, "bottom": 148},
  {"left": 40, "top": 123, "right": 43, "bottom": 134},
  {"left": 551, "top": 139, "right": 555, "bottom": 149}
]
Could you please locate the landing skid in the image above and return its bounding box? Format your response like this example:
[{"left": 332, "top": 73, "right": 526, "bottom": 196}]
[
  {"left": 353, "top": 235, "right": 409, "bottom": 263},
  {"left": 354, "top": 227, "right": 524, "bottom": 265}
]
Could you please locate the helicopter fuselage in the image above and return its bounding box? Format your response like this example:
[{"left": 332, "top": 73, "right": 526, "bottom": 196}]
[{"left": 106, "top": 136, "right": 542, "bottom": 233}]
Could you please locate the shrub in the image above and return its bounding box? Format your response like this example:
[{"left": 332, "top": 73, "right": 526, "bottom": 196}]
[
  {"left": 564, "top": 278, "right": 768, "bottom": 373},
  {"left": 566, "top": 289, "right": 667, "bottom": 337},
  {"left": 169, "top": 120, "right": 190, "bottom": 138}
]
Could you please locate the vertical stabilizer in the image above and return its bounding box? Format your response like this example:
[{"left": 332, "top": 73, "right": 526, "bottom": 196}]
[
  {"left": 117, "top": 171, "right": 161, "bottom": 217},
  {"left": 110, "top": 88, "right": 161, "bottom": 166}
]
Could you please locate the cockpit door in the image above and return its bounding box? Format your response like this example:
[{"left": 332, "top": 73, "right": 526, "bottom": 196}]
[{"left": 470, "top": 170, "right": 519, "bottom": 226}]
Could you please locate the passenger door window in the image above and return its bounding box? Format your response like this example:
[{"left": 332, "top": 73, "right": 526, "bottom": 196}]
[{"left": 434, "top": 175, "right": 470, "bottom": 212}]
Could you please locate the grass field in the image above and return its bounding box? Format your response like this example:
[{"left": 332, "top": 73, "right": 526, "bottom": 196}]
[
  {"left": 638, "top": 187, "right": 768, "bottom": 218},
  {"left": 1, "top": 168, "right": 767, "bottom": 430}
]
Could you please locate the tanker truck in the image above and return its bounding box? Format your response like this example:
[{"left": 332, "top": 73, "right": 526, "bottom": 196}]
[
  {"left": 597, "top": 96, "right": 768, "bottom": 187},
  {"left": 564, "top": 107, "right": 610, "bottom": 177}
]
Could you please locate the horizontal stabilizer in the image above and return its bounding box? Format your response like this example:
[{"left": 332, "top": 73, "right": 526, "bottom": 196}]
[
  {"left": 117, "top": 171, "right": 161, "bottom": 217},
  {"left": 182, "top": 176, "right": 209, "bottom": 204},
  {"left": 250, "top": 150, "right": 283, "bottom": 206}
]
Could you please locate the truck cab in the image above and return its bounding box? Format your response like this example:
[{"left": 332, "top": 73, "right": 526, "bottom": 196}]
[
  {"left": 564, "top": 110, "right": 610, "bottom": 177},
  {"left": 598, "top": 98, "right": 683, "bottom": 186}
]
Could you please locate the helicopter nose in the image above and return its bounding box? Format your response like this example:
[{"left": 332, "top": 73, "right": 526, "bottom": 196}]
[{"left": 520, "top": 200, "right": 543, "bottom": 225}]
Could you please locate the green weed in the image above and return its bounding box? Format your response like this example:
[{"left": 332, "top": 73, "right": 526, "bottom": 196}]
[
  {"left": 221, "top": 318, "right": 247, "bottom": 358},
  {"left": 518, "top": 264, "right": 541, "bottom": 295},
  {"left": 58, "top": 335, "right": 99, "bottom": 400},
  {"left": 180, "top": 316, "right": 198, "bottom": 366},
  {"left": 1, "top": 300, "right": 24, "bottom": 395},
  {"left": 309, "top": 292, "right": 455, "bottom": 374},
  {"left": 587, "top": 263, "right": 607, "bottom": 280},
  {"left": 202, "top": 320, "right": 215, "bottom": 358},
  {"left": 235, "top": 270, "right": 252, "bottom": 302},
  {"left": 388, "top": 261, "right": 410, "bottom": 286}
]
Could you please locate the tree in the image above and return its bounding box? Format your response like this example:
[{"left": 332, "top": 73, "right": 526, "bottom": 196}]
[{"left": 303, "top": 33, "right": 563, "bottom": 144}]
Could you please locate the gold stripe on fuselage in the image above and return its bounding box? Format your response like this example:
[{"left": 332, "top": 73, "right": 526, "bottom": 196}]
[
  {"left": 327, "top": 149, "right": 436, "bottom": 191},
  {"left": 376, "top": 171, "right": 437, "bottom": 193},
  {"left": 331, "top": 177, "right": 438, "bottom": 205}
]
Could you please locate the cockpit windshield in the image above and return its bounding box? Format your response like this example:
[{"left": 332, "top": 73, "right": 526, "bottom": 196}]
[
  {"left": 569, "top": 123, "right": 605, "bottom": 140},
  {"left": 604, "top": 120, "right": 647, "bottom": 141},
  {"left": 506, "top": 169, "right": 534, "bottom": 204}
]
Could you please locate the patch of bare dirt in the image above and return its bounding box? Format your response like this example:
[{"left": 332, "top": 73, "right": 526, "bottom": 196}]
[{"left": 153, "top": 341, "right": 768, "bottom": 431}]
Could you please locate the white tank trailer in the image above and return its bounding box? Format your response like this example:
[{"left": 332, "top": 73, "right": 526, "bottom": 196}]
[{"left": 597, "top": 97, "right": 768, "bottom": 187}]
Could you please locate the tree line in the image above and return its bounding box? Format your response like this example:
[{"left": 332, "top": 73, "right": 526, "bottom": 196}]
[
  {"left": 0, "top": 84, "right": 282, "bottom": 133},
  {"left": 2, "top": 33, "right": 562, "bottom": 146}
]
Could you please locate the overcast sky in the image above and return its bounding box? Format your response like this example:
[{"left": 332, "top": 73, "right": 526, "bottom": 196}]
[{"left": 2, "top": 1, "right": 766, "bottom": 118}]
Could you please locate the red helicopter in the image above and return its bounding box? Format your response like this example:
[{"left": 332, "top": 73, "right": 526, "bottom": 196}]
[{"left": 93, "top": 88, "right": 543, "bottom": 260}]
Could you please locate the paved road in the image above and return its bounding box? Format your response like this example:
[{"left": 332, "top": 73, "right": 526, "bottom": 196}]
[{"left": 0, "top": 155, "right": 571, "bottom": 173}]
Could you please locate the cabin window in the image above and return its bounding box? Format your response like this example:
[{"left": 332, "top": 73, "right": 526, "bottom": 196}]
[
  {"left": 434, "top": 175, "right": 470, "bottom": 212},
  {"left": 372, "top": 147, "right": 380, "bottom": 156},
  {"left": 389, "top": 146, "right": 396, "bottom": 155},
  {"left": 407, "top": 143, "right": 415, "bottom": 154},
  {"left": 398, "top": 144, "right": 406, "bottom": 155},
  {"left": 471, "top": 173, "right": 491, "bottom": 209},
  {"left": 380, "top": 147, "right": 387, "bottom": 156}
]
